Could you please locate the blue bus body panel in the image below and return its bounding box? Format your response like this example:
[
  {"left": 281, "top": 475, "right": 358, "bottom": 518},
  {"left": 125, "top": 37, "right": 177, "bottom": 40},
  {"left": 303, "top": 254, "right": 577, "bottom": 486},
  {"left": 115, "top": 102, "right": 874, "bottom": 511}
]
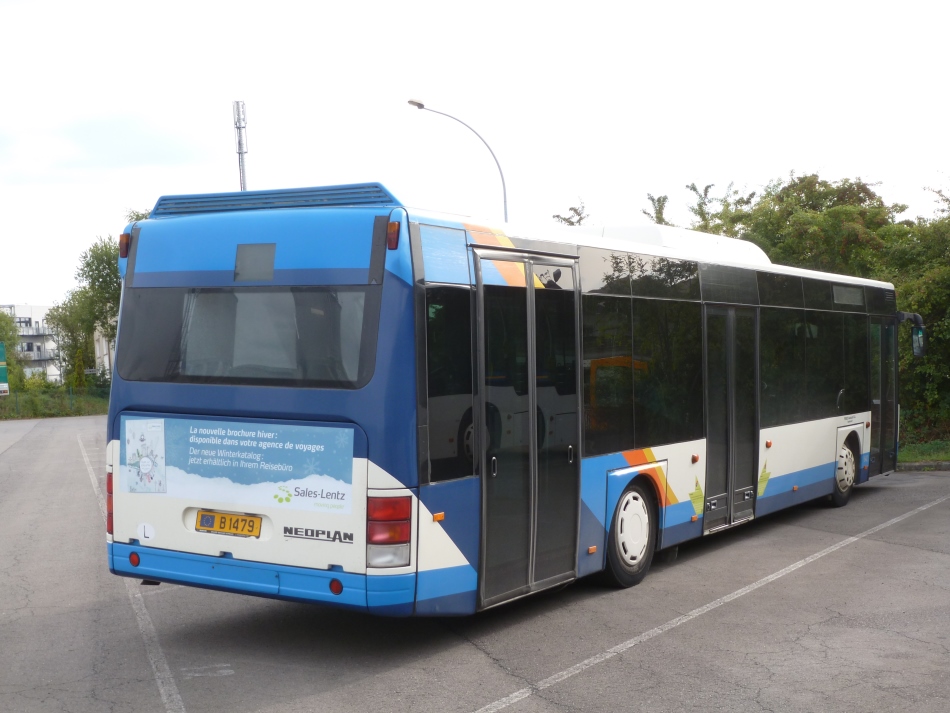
[
  {"left": 109, "top": 542, "right": 416, "bottom": 615},
  {"left": 133, "top": 209, "right": 381, "bottom": 288},
  {"left": 416, "top": 477, "right": 481, "bottom": 615}
]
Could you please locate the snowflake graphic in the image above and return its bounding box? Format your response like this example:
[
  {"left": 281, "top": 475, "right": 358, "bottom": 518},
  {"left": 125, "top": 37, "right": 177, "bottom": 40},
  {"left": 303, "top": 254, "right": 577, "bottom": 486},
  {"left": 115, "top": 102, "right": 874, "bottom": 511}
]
[{"left": 335, "top": 430, "right": 350, "bottom": 449}]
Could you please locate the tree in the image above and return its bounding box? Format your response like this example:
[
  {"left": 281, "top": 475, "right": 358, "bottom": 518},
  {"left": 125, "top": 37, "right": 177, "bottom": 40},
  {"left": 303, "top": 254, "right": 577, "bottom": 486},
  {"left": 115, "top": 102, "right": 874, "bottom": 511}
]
[
  {"left": 686, "top": 183, "right": 716, "bottom": 233},
  {"left": 686, "top": 182, "right": 756, "bottom": 237},
  {"left": 553, "top": 201, "right": 589, "bottom": 226},
  {"left": 642, "top": 194, "right": 674, "bottom": 226},
  {"left": 0, "top": 310, "right": 25, "bottom": 389},
  {"left": 126, "top": 208, "right": 151, "bottom": 222},
  {"left": 76, "top": 236, "right": 121, "bottom": 343},
  {"left": 46, "top": 289, "right": 96, "bottom": 383},
  {"left": 737, "top": 175, "right": 905, "bottom": 278},
  {"left": 878, "top": 211, "right": 950, "bottom": 439}
]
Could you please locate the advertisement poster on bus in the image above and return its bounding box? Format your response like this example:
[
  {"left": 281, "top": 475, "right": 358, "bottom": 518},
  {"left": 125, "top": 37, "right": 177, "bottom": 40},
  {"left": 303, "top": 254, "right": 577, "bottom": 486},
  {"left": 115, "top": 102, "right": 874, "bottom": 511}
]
[{"left": 119, "top": 416, "right": 355, "bottom": 514}]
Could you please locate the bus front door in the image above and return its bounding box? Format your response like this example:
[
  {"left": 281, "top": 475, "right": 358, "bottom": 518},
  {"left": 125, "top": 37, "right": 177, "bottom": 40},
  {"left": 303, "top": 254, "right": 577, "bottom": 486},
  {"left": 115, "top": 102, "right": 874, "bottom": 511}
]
[
  {"left": 869, "top": 317, "right": 898, "bottom": 476},
  {"left": 474, "top": 251, "right": 580, "bottom": 608},
  {"left": 704, "top": 306, "right": 758, "bottom": 532}
]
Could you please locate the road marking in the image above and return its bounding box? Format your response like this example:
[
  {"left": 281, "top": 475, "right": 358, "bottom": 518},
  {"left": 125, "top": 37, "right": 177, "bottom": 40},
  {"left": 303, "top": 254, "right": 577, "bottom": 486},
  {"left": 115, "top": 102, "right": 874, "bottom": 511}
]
[
  {"left": 474, "top": 493, "right": 950, "bottom": 713},
  {"left": 78, "top": 435, "right": 187, "bottom": 713},
  {"left": 181, "top": 664, "right": 235, "bottom": 679}
]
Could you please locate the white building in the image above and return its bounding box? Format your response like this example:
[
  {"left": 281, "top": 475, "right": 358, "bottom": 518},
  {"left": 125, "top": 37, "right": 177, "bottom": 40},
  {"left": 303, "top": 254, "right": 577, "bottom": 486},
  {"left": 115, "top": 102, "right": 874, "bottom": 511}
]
[
  {"left": 0, "top": 305, "right": 62, "bottom": 382},
  {"left": 93, "top": 327, "right": 115, "bottom": 377}
]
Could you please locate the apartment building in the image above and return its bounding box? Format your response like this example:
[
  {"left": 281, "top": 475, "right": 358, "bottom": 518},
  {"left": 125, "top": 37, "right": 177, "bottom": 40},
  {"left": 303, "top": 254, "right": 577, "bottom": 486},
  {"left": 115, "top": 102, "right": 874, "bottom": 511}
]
[{"left": 0, "top": 305, "right": 62, "bottom": 382}]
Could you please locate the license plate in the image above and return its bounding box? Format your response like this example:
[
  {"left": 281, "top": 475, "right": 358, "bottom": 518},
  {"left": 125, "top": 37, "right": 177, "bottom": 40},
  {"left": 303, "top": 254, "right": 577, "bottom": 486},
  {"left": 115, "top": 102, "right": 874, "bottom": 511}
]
[{"left": 195, "top": 510, "right": 262, "bottom": 538}]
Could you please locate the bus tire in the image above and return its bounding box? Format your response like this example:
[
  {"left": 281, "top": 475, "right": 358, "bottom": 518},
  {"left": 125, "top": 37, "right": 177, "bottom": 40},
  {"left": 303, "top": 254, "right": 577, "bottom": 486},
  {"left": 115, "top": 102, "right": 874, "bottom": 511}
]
[
  {"left": 831, "top": 440, "right": 856, "bottom": 508},
  {"left": 602, "top": 480, "right": 656, "bottom": 588}
]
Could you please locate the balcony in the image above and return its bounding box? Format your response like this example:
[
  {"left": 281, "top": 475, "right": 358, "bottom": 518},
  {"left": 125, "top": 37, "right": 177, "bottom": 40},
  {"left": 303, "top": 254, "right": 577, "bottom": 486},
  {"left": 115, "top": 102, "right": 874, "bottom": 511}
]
[{"left": 17, "top": 325, "right": 53, "bottom": 337}]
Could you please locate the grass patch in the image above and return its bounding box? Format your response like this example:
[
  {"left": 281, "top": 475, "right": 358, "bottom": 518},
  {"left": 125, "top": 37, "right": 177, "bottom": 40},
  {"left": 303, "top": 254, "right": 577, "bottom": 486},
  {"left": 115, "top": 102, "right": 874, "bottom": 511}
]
[
  {"left": 899, "top": 440, "right": 950, "bottom": 463},
  {"left": 0, "top": 389, "right": 109, "bottom": 420}
]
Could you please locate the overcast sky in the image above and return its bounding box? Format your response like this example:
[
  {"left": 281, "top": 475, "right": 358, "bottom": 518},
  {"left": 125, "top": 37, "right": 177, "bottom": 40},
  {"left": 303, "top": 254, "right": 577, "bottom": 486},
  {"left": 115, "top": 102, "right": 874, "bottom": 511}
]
[{"left": 1, "top": 0, "right": 947, "bottom": 305}]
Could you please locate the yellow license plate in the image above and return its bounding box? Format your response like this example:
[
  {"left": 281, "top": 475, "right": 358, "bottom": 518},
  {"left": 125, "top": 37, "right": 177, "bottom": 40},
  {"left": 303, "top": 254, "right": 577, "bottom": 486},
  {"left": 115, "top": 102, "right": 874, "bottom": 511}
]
[{"left": 195, "top": 510, "right": 262, "bottom": 538}]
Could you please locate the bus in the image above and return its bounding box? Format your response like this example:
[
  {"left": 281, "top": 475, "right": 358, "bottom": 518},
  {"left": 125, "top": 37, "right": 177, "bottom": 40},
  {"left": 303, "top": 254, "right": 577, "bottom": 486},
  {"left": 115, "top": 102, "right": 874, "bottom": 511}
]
[{"left": 106, "top": 182, "right": 924, "bottom": 615}]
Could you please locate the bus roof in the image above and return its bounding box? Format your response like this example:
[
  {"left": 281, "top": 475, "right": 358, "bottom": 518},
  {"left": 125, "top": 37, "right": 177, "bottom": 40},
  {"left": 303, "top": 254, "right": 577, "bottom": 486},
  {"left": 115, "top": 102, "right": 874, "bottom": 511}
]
[{"left": 137, "top": 181, "right": 893, "bottom": 291}]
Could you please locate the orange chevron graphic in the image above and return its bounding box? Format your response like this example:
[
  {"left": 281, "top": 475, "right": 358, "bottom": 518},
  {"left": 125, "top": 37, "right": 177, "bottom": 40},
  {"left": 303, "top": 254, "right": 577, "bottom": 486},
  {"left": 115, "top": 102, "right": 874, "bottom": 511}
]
[
  {"left": 465, "top": 223, "right": 544, "bottom": 288},
  {"left": 621, "top": 448, "right": 679, "bottom": 507}
]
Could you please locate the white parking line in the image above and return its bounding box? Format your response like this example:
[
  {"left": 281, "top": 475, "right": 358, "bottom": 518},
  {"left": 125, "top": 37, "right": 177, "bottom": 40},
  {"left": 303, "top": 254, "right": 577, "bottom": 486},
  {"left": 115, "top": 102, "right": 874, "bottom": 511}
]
[
  {"left": 78, "top": 435, "right": 187, "bottom": 713},
  {"left": 474, "top": 493, "right": 950, "bottom": 713}
]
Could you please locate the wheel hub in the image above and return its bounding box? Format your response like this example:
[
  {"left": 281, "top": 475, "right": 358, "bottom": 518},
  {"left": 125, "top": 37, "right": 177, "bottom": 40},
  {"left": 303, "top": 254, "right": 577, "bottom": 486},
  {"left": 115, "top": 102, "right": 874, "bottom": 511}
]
[
  {"left": 837, "top": 445, "right": 855, "bottom": 492},
  {"left": 617, "top": 491, "right": 649, "bottom": 566}
]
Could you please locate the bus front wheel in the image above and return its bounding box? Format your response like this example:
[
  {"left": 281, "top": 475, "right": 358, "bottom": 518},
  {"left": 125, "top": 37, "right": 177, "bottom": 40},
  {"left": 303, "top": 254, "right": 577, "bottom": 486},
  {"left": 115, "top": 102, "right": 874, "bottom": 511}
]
[
  {"left": 602, "top": 481, "right": 656, "bottom": 588},
  {"left": 831, "top": 441, "right": 856, "bottom": 508}
]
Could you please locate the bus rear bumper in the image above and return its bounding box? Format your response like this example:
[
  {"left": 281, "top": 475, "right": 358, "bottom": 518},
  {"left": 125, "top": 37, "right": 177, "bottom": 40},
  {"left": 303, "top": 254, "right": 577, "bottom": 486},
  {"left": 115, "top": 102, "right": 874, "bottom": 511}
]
[{"left": 108, "top": 542, "right": 415, "bottom": 616}]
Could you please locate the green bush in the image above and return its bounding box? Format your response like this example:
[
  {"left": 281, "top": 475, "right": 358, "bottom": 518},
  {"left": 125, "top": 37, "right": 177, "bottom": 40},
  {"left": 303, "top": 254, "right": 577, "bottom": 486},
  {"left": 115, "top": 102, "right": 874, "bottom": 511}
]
[{"left": 0, "top": 384, "right": 109, "bottom": 420}]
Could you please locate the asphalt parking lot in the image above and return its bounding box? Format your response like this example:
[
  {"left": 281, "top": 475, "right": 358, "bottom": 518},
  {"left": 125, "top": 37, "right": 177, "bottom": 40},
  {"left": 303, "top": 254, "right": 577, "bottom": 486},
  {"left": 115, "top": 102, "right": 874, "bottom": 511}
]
[{"left": 1, "top": 415, "right": 948, "bottom": 712}]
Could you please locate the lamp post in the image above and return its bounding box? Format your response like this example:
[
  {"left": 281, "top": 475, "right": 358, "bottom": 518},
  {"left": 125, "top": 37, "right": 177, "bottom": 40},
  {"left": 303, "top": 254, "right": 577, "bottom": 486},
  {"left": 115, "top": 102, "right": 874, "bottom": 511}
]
[{"left": 408, "top": 100, "right": 508, "bottom": 222}]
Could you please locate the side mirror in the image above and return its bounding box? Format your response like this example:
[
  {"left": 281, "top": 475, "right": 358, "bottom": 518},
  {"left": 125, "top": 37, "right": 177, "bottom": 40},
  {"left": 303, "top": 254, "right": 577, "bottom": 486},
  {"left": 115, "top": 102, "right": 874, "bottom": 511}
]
[{"left": 912, "top": 325, "right": 927, "bottom": 358}]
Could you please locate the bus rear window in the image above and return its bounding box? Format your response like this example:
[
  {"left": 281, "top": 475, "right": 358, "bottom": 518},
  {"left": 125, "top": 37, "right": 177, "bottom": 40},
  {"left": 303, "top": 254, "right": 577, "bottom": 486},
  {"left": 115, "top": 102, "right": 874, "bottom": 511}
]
[{"left": 116, "top": 286, "right": 380, "bottom": 388}]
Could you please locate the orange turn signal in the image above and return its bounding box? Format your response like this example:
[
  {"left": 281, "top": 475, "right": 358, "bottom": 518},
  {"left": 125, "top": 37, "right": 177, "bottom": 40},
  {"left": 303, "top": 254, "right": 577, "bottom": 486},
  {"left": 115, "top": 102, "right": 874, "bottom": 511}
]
[
  {"left": 432, "top": 512, "right": 445, "bottom": 522},
  {"left": 387, "top": 221, "right": 400, "bottom": 249},
  {"left": 587, "top": 546, "right": 597, "bottom": 554},
  {"left": 766, "top": 440, "right": 773, "bottom": 448},
  {"left": 691, "top": 454, "right": 700, "bottom": 464}
]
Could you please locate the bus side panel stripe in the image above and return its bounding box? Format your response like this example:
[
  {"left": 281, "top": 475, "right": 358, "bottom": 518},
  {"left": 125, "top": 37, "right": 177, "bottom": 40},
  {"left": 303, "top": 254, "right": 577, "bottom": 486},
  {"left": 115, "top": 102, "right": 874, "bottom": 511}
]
[
  {"left": 576, "top": 500, "right": 606, "bottom": 577},
  {"left": 418, "top": 478, "right": 480, "bottom": 569},
  {"left": 416, "top": 565, "right": 478, "bottom": 603},
  {"left": 755, "top": 461, "right": 836, "bottom": 516},
  {"left": 415, "top": 588, "right": 478, "bottom": 616}
]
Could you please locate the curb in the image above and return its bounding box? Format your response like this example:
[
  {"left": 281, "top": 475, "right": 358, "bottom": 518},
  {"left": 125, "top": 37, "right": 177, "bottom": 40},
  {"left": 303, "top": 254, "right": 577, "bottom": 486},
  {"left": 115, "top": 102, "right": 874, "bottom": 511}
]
[{"left": 897, "top": 462, "right": 950, "bottom": 472}]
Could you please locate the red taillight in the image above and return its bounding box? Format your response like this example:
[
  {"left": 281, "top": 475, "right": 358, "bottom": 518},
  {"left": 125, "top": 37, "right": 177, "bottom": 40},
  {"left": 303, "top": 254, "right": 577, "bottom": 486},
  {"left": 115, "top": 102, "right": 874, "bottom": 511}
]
[
  {"left": 106, "top": 471, "right": 113, "bottom": 535},
  {"left": 386, "top": 221, "right": 400, "bottom": 250},
  {"left": 119, "top": 233, "right": 131, "bottom": 258},
  {"left": 368, "top": 496, "right": 411, "bottom": 521},
  {"left": 367, "top": 520, "right": 411, "bottom": 544},
  {"left": 129, "top": 552, "right": 140, "bottom": 567},
  {"left": 329, "top": 578, "right": 343, "bottom": 595}
]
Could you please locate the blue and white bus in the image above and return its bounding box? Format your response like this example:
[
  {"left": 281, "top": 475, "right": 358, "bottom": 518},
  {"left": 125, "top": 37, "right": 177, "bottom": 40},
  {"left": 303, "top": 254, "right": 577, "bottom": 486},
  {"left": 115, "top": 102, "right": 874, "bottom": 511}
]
[{"left": 106, "top": 182, "right": 921, "bottom": 615}]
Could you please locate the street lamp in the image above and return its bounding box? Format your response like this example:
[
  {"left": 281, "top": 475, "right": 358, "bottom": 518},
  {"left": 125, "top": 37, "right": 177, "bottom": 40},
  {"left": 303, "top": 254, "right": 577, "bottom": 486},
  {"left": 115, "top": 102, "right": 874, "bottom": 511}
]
[{"left": 408, "top": 100, "right": 508, "bottom": 222}]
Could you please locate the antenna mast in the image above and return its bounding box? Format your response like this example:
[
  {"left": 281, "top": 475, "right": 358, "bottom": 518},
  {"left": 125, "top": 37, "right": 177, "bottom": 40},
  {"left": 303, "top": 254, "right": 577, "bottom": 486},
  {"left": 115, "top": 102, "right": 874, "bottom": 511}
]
[{"left": 232, "top": 101, "right": 248, "bottom": 191}]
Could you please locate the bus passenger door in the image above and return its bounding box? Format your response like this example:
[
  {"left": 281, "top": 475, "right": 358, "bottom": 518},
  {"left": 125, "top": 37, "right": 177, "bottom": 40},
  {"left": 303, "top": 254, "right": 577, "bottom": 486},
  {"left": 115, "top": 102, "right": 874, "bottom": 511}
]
[
  {"left": 869, "top": 316, "right": 898, "bottom": 476},
  {"left": 704, "top": 306, "right": 758, "bottom": 531},
  {"left": 474, "top": 250, "right": 580, "bottom": 607}
]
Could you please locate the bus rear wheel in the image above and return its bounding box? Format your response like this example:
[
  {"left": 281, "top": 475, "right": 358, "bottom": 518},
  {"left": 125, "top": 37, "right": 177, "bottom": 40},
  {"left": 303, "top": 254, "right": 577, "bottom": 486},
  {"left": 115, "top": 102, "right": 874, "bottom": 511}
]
[
  {"left": 831, "top": 441, "right": 856, "bottom": 508},
  {"left": 602, "top": 481, "right": 656, "bottom": 588}
]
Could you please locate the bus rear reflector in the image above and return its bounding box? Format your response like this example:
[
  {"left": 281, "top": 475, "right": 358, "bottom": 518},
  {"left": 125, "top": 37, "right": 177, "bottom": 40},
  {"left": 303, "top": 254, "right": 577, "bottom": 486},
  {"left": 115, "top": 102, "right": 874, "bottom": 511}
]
[
  {"left": 106, "top": 471, "right": 113, "bottom": 535},
  {"left": 368, "top": 496, "right": 411, "bottom": 521},
  {"left": 367, "top": 520, "right": 411, "bottom": 544},
  {"left": 119, "top": 233, "right": 131, "bottom": 258},
  {"left": 387, "top": 221, "right": 400, "bottom": 250}
]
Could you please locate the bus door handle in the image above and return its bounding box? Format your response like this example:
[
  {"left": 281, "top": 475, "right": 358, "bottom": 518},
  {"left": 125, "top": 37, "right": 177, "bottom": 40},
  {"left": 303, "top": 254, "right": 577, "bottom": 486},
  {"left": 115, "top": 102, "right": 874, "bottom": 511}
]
[
  {"left": 568, "top": 445, "right": 574, "bottom": 464},
  {"left": 491, "top": 457, "right": 498, "bottom": 477}
]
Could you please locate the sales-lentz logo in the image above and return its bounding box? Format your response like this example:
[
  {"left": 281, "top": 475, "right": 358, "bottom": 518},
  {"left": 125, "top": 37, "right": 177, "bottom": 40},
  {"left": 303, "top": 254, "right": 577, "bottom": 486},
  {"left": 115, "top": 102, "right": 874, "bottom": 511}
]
[{"left": 283, "top": 526, "right": 354, "bottom": 544}]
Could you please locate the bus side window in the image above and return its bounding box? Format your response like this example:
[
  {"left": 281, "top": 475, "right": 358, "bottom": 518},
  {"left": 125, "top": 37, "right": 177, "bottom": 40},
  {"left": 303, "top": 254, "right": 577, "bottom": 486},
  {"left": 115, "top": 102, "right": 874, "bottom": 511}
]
[
  {"left": 426, "top": 286, "right": 475, "bottom": 482},
  {"left": 631, "top": 299, "right": 704, "bottom": 447},
  {"left": 582, "top": 294, "right": 634, "bottom": 456}
]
